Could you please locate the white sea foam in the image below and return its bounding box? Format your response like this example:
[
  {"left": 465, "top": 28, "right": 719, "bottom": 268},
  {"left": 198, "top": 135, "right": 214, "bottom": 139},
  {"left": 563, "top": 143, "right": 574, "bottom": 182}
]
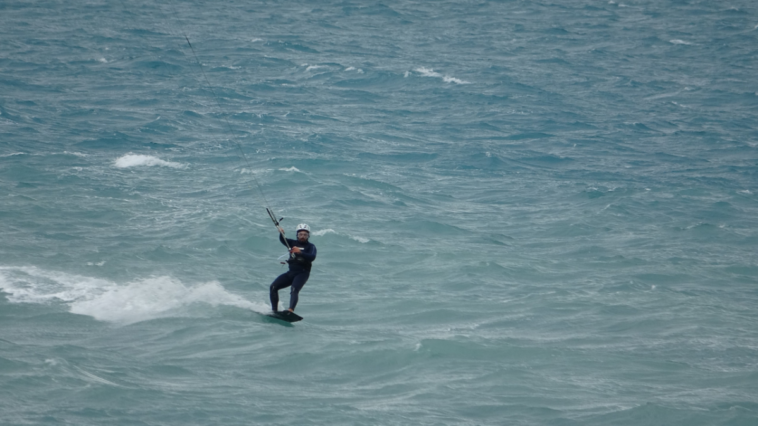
[
  {"left": 311, "top": 228, "right": 369, "bottom": 243},
  {"left": 305, "top": 65, "right": 327, "bottom": 72},
  {"left": 0, "top": 266, "right": 264, "bottom": 325},
  {"left": 414, "top": 67, "right": 469, "bottom": 84},
  {"left": 0, "top": 266, "right": 109, "bottom": 305},
  {"left": 444, "top": 76, "right": 468, "bottom": 84},
  {"left": 70, "top": 277, "right": 258, "bottom": 324},
  {"left": 114, "top": 154, "right": 184, "bottom": 169},
  {"left": 279, "top": 166, "right": 301, "bottom": 172},
  {"left": 75, "top": 367, "right": 123, "bottom": 387},
  {"left": 98, "top": 57, "right": 108, "bottom": 63},
  {"left": 670, "top": 39, "right": 693, "bottom": 45},
  {"left": 415, "top": 67, "right": 441, "bottom": 78},
  {"left": 240, "top": 167, "right": 269, "bottom": 175}
]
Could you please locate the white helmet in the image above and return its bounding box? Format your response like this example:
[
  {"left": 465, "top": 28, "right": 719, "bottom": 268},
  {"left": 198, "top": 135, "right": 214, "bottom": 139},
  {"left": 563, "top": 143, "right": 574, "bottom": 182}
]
[{"left": 296, "top": 223, "right": 311, "bottom": 234}]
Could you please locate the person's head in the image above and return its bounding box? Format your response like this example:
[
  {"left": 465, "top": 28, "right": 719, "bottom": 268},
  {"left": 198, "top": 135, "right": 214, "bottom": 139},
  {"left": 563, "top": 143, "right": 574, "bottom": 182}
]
[{"left": 296, "top": 223, "right": 310, "bottom": 242}]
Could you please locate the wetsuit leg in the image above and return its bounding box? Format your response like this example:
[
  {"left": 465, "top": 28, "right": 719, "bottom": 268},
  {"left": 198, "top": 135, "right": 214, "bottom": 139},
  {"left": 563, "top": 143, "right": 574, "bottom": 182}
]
[
  {"left": 288, "top": 271, "right": 310, "bottom": 310},
  {"left": 269, "top": 272, "right": 295, "bottom": 311}
]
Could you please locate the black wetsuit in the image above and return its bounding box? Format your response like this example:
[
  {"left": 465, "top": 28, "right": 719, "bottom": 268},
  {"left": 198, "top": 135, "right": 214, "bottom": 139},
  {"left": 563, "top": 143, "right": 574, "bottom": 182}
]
[{"left": 269, "top": 233, "right": 317, "bottom": 312}]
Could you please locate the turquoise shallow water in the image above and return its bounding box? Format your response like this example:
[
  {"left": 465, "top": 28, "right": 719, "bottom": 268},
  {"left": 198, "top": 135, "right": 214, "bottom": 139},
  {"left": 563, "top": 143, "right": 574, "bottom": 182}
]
[{"left": 1, "top": 1, "right": 758, "bottom": 425}]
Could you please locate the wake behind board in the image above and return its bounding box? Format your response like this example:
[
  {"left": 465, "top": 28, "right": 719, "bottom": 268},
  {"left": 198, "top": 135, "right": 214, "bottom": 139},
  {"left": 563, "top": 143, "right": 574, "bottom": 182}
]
[{"left": 265, "top": 311, "right": 303, "bottom": 323}]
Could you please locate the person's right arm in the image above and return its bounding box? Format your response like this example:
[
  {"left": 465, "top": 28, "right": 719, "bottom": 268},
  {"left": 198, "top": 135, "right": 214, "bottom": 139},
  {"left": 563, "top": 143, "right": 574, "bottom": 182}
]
[{"left": 278, "top": 228, "right": 294, "bottom": 247}]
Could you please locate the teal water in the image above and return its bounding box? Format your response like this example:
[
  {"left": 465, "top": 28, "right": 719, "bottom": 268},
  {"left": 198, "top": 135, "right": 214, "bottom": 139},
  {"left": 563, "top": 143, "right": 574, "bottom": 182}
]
[{"left": 2, "top": 1, "right": 758, "bottom": 425}]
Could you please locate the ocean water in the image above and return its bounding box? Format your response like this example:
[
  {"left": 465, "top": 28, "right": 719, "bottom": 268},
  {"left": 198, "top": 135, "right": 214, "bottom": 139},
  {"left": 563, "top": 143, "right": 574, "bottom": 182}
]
[{"left": 1, "top": 0, "right": 758, "bottom": 424}]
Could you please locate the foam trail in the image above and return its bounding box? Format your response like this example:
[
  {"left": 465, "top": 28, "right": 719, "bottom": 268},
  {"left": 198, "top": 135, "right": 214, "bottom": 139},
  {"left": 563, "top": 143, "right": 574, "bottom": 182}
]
[
  {"left": 114, "top": 154, "right": 184, "bottom": 169},
  {"left": 0, "top": 266, "right": 110, "bottom": 304},
  {"left": 70, "top": 277, "right": 259, "bottom": 324},
  {"left": 0, "top": 267, "right": 264, "bottom": 325}
]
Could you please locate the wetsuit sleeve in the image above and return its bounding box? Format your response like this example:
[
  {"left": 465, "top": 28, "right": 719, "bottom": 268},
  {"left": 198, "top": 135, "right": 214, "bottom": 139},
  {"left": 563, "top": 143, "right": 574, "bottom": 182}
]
[{"left": 299, "top": 244, "right": 317, "bottom": 262}]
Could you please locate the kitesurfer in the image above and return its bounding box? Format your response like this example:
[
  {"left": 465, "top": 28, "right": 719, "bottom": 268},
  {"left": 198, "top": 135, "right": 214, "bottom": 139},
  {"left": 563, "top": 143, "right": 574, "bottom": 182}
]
[{"left": 270, "top": 223, "right": 317, "bottom": 313}]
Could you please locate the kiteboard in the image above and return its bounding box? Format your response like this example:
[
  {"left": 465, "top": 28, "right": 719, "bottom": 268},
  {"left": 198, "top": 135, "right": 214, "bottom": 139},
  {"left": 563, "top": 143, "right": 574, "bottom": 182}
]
[{"left": 265, "top": 310, "right": 303, "bottom": 323}]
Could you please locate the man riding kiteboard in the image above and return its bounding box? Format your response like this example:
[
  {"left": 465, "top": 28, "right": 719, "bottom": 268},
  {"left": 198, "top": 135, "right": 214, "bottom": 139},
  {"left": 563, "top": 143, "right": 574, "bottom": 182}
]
[{"left": 269, "top": 223, "right": 317, "bottom": 313}]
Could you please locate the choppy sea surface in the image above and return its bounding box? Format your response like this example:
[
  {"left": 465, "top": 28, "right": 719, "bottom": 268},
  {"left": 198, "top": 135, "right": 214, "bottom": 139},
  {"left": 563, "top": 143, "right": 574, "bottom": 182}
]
[{"left": 2, "top": 1, "right": 758, "bottom": 425}]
